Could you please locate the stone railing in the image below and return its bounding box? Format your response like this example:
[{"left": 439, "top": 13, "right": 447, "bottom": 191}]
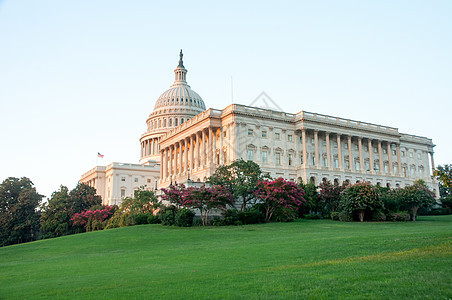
[
  {"left": 400, "top": 133, "right": 434, "bottom": 145},
  {"left": 297, "top": 111, "right": 399, "bottom": 135}
]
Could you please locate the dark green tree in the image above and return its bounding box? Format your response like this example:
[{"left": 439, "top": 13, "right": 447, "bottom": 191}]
[
  {"left": 297, "top": 179, "right": 320, "bottom": 215},
  {"left": 208, "top": 159, "right": 270, "bottom": 211},
  {"left": 0, "top": 177, "right": 43, "bottom": 247},
  {"left": 40, "top": 183, "right": 101, "bottom": 238},
  {"left": 400, "top": 179, "right": 436, "bottom": 221}
]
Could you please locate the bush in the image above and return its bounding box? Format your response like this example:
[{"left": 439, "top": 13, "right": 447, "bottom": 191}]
[
  {"left": 147, "top": 214, "right": 160, "bottom": 224},
  {"left": 420, "top": 207, "right": 451, "bottom": 216},
  {"left": 387, "top": 212, "right": 410, "bottom": 222},
  {"left": 238, "top": 208, "right": 264, "bottom": 224},
  {"left": 174, "top": 208, "right": 195, "bottom": 227},
  {"left": 303, "top": 214, "right": 321, "bottom": 220},
  {"left": 338, "top": 212, "right": 353, "bottom": 222},
  {"left": 330, "top": 212, "right": 340, "bottom": 221},
  {"left": 371, "top": 211, "right": 386, "bottom": 222},
  {"left": 158, "top": 206, "right": 177, "bottom": 226},
  {"left": 192, "top": 217, "right": 203, "bottom": 227},
  {"left": 125, "top": 215, "right": 135, "bottom": 226},
  {"left": 221, "top": 209, "right": 240, "bottom": 225},
  {"left": 272, "top": 206, "right": 298, "bottom": 222},
  {"left": 133, "top": 213, "right": 150, "bottom": 225}
]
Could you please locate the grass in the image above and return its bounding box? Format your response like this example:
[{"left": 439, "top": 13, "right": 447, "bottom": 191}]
[{"left": 0, "top": 215, "right": 451, "bottom": 299}]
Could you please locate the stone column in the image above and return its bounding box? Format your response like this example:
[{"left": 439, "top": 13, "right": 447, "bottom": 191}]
[
  {"left": 208, "top": 127, "right": 213, "bottom": 166},
  {"left": 430, "top": 152, "right": 435, "bottom": 175},
  {"left": 326, "top": 132, "right": 331, "bottom": 169},
  {"left": 202, "top": 129, "right": 207, "bottom": 168},
  {"left": 378, "top": 140, "right": 384, "bottom": 173},
  {"left": 163, "top": 148, "right": 168, "bottom": 179},
  {"left": 213, "top": 128, "right": 217, "bottom": 165},
  {"left": 220, "top": 127, "right": 224, "bottom": 165},
  {"left": 396, "top": 143, "right": 402, "bottom": 176},
  {"left": 190, "top": 135, "right": 194, "bottom": 171},
  {"left": 169, "top": 146, "right": 173, "bottom": 177},
  {"left": 302, "top": 129, "right": 307, "bottom": 168},
  {"left": 184, "top": 138, "right": 188, "bottom": 174},
  {"left": 387, "top": 142, "right": 393, "bottom": 174},
  {"left": 358, "top": 137, "right": 363, "bottom": 172},
  {"left": 160, "top": 149, "right": 164, "bottom": 180},
  {"left": 179, "top": 141, "right": 183, "bottom": 175},
  {"left": 337, "top": 134, "right": 343, "bottom": 170},
  {"left": 314, "top": 130, "right": 319, "bottom": 167},
  {"left": 368, "top": 139, "right": 374, "bottom": 172},
  {"left": 196, "top": 132, "right": 200, "bottom": 169},
  {"left": 348, "top": 136, "right": 353, "bottom": 171}
]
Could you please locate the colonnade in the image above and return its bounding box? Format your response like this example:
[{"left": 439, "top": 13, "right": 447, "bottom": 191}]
[
  {"left": 160, "top": 126, "right": 227, "bottom": 181},
  {"left": 140, "top": 137, "right": 160, "bottom": 157}
]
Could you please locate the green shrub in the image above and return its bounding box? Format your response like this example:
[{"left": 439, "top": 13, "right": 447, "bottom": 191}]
[
  {"left": 134, "top": 213, "right": 149, "bottom": 225},
  {"left": 303, "top": 214, "right": 321, "bottom": 220},
  {"left": 330, "top": 212, "right": 340, "bottom": 221},
  {"left": 371, "top": 211, "right": 386, "bottom": 222},
  {"left": 387, "top": 212, "right": 410, "bottom": 222},
  {"left": 192, "top": 217, "right": 203, "bottom": 227},
  {"left": 338, "top": 212, "right": 353, "bottom": 222},
  {"left": 220, "top": 209, "right": 240, "bottom": 225},
  {"left": 210, "top": 216, "right": 224, "bottom": 226},
  {"left": 125, "top": 215, "right": 135, "bottom": 226},
  {"left": 238, "top": 208, "right": 264, "bottom": 224},
  {"left": 147, "top": 214, "right": 160, "bottom": 224},
  {"left": 272, "top": 206, "right": 298, "bottom": 222},
  {"left": 419, "top": 207, "right": 451, "bottom": 216},
  {"left": 158, "top": 206, "right": 177, "bottom": 226},
  {"left": 175, "top": 208, "right": 195, "bottom": 227}
]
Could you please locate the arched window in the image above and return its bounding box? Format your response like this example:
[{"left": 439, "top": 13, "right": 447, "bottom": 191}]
[
  {"left": 163, "top": 119, "right": 166, "bottom": 127},
  {"left": 169, "top": 118, "right": 172, "bottom": 126},
  {"left": 175, "top": 118, "right": 178, "bottom": 126},
  {"left": 181, "top": 118, "right": 184, "bottom": 124}
]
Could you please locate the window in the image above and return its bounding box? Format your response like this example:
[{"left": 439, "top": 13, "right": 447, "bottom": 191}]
[
  {"left": 300, "top": 154, "right": 304, "bottom": 165},
  {"left": 121, "top": 188, "right": 126, "bottom": 199},
  {"left": 323, "top": 140, "right": 326, "bottom": 146},
  {"left": 311, "top": 138, "right": 315, "bottom": 144},
  {"left": 344, "top": 143, "right": 348, "bottom": 149},
  {"left": 248, "top": 150, "right": 254, "bottom": 161},
  {"left": 403, "top": 167, "right": 407, "bottom": 176},
  {"left": 288, "top": 135, "right": 293, "bottom": 141},
  {"left": 312, "top": 156, "right": 316, "bottom": 165},
  {"left": 121, "top": 177, "right": 126, "bottom": 182},
  {"left": 275, "top": 152, "right": 281, "bottom": 165},
  {"left": 345, "top": 159, "right": 350, "bottom": 169},
  {"left": 383, "top": 149, "right": 387, "bottom": 154},
  {"left": 275, "top": 133, "right": 280, "bottom": 140},
  {"left": 392, "top": 150, "right": 396, "bottom": 156},
  {"left": 261, "top": 151, "right": 268, "bottom": 163},
  {"left": 409, "top": 152, "right": 413, "bottom": 158},
  {"left": 248, "top": 129, "right": 253, "bottom": 136},
  {"left": 300, "top": 136, "right": 303, "bottom": 143},
  {"left": 384, "top": 162, "right": 389, "bottom": 173},
  {"left": 354, "top": 144, "right": 359, "bottom": 150},
  {"left": 374, "top": 161, "right": 380, "bottom": 171},
  {"left": 134, "top": 178, "right": 138, "bottom": 183},
  {"left": 401, "top": 151, "right": 405, "bottom": 157},
  {"left": 334, "top": 158, "right": 339, "bottom": 168},
  {"left": 355, "top": 160, "right": 360, "bottom": 171},
  {"left": 323, "top": 157, "right": 328, "bottom": 167},
  {"left": 175, "top": 118, "right": 178, "bottom": 126},
  {"left": 223, "top": 131, "right": 226, "bottom": 137},
  {"left": 364, "top": 146, "right": 368, "bottom": 152},
  {"left": 288, "top": 154, "right": 293, "bottom": 166},
  {"left": 262, "top": 131, "right": 267, "bottom": 138},
  {"left": 334, "top": 142, "right": 338, "bottom": 147},
  {"left": 374, "top": 147, "right": 378, "bottom": 153},
  {"left": 147, "top": 179, "right": 151, "bottom": 183},
  {"left": 365, "top": 161, "right": 370, "bottom": 171},
  {"left": 417, "top": 153, "right": 421, "bottom": 159}
]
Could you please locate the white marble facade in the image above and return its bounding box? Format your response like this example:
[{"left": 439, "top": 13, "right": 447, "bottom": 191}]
[{"left": 82, "top": 51, "right": 439, "bottom": 204}]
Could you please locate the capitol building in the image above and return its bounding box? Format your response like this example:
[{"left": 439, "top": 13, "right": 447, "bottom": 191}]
[{"left": 81, "top": 51, "right": 439, "bottom": 205}]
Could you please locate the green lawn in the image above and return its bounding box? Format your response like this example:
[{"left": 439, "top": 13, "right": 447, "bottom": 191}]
[{"left": 0, "top": 216, "right": 451, "bottom": 299}]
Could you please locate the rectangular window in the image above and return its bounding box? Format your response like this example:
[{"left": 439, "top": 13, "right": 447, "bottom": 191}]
[
  {"left": 355, "top": 160, "right": 360, "bottom": 171},
  {"left": 323, "top": 140, "right": 326, "bottom": 146},
  {"left": 121, "top": 177, "right": 126, "bottom": 182},
  {"left": 345, "top": 143, "right": 348, "bottom": 149},
  {"left": 345, "top": 160, "right": 350, "bottom": 169},
  {"left": 262, "top": 131, "right": 267, "bottom": 138},
  {"left": 323, "top": 157, "right": 328, "bottom": 167},
  {"left": 288, "top": 154, "right": 293, "bottom": 166},
  {"left": 134, "top": 178, "right": 138, "bottom": 183},
  {"left": 354, "top": 144, "right": 359, "bottom": 150},
  {"left": 365, "top": 161, "right": 370, "bottom": 171},
  {"left": 364, "top": 146, "right": 368, "bottom": 152},
  {"left": 417, "top": 153, "right": 421, "bottom": 159},
  {"left": 374, "top": 148, "right": 378, "bottom": 153},
  {"left": 409, "top": 152, "right": 413, "bottom": 158},
  {"left": 288, "top": 135, "right": 293, "bottom": 141},
  {"left": 383, "top": 149, "right": 387, "bottom": 154},
  {"left": 334, "top": 142, "right": 338, "bottom": 147},
  {"left": 392, "top": 150, "right": 396, "bottom": 156},
  {"left": 248, "top": 149, "right": 254, "bottom": 161},
  {"left": 275, "top": 152, "right": 281, "bottom": 165},
  {"left": 401, "top": 151, "right": 405, "bottom": 157},
  {"left": 248, "top": 129, "right": 253, "bottom": 136},
  {"left": 334, "top": 158, "right": 339, "bottom": 168},
  {"left": 275, "top": 133, "right": 280, "bottom": 140},
  {"left": 311, "top": 138, "right": 315, "bottom": 144},
  {"left": 261, "top": 151, "right": 267, "bottom": 163},
  {"left": 312, "top": 156, "right": 316, "bottom": 165},
  {"left": 121, "top": 188, "right": 126, "bottom": 199}
]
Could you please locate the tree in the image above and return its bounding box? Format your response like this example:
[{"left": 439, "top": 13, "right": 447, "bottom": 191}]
[
  {"left": 434, "top": 164, "right": 452, "bottom": 191},
  {"left": 161, "top": 184, "right": 186, "bottom": 208},
  {"left": 0, "top": 177, "right": 43, "bottom": 247},
  {"left": 318, "top": 180, "right": 347, "bottom": 213},
  {"left": 41, "top": 183, "right": 102, "bottom": 238},
  {"left": 400, "top": 180, "right": 435, "bottom": 221},
  {"left": 253, "top": 177, "right": 305, "bottom": 222},
  {"left": 339, "top": 181, "right": 383, "bottom": 222},
  {"left": 208, "top": 159, "right": 270, "bottom": 211},
  {"left": 182, "top": 184, "right": 234, "bottom": 226}
]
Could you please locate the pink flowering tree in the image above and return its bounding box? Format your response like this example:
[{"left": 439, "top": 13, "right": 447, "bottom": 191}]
[
  {"left": 253, "top": 177, "right": 306, "bottom": 222},
  {"left": 182, "top": 184, "right": 234, "bottom": 226},
  {"left": 339, "top": 181, "right": 383, "bottom": 222},
  {"left": 71, "top": 205, "right": 116, "bottom": 231},
  {"left": 161, "top": 184, "right": 186, "bottom": 208}
]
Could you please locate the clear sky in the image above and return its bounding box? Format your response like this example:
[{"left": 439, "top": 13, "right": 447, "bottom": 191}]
[{"left": 0, "top": 0, "right": 451, "bottom": 199}]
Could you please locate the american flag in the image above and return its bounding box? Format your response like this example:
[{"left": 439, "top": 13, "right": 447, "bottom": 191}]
[{"left": 97, "top": 152, "right": 104, "bottom": 158}]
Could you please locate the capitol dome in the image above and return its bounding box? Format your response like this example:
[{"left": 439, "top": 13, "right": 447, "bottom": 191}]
[
  {"left": 152, "top": 51, "right": 206, "bottom": 114},
  {"left": 139, "top": 50, "right": 207, "bottom": 165}
]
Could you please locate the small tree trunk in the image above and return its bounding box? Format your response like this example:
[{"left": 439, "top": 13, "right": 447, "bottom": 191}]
[
  {"left": 412, "top": 206, "right": 419, "bottom": 222},
  {"left": 359, "top": 210, "right": 365, "bottom": 222}
]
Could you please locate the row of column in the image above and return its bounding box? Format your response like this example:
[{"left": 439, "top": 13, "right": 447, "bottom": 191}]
[
  {"left": 141, "top": 137, "right": 160, "bottom": 157},
  {"left": 301, "top": 129, "right": 432, "bottom": 176},
  {"left": 160, "top": 126, "right": 226, "bottom": 180}
]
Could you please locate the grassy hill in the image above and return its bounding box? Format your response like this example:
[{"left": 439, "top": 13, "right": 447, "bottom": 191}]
[{"left": 0, "top": 216, "right": 451, "bottom": 299}]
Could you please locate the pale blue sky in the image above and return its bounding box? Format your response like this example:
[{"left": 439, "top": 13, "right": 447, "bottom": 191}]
[{"left": 0, "top": 0, "right": 451, "bottom": 199}]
